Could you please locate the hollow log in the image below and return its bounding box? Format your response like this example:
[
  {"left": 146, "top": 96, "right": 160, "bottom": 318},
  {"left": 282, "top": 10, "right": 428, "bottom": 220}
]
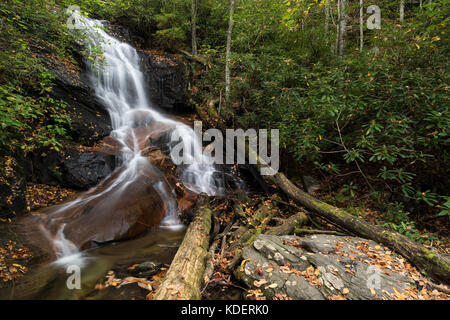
[
  {"left": 251, "top": 147, "right": 450, "bottom": 284},
  {"left": 154, "top": 194, "right": 212, "bottom": 300},
  {"left": 266, "top": 212, "right": 308, "bottom": 236}
]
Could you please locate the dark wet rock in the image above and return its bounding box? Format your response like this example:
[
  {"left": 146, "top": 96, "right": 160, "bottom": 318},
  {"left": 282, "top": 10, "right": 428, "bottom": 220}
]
[
  {"left": 60, "top": 149, "right": 116, "bottom": 189},
  {"left": 140, "top": 51, "right": 187, "bottom": 111},
  {"left": 49, "top": 65, "right": 112, "bottom": 146},
  {"left": 236, "top": 234, "right": 415, "bottom": 300},
  {"left": 34, "top": 37, "right": 112, "bottom": 146},
  {"left": 130, "top": 261, "right": 163, "bottom": 278},
  {"left": 31, "top": 148, "right": 115, "bottom": 190}
]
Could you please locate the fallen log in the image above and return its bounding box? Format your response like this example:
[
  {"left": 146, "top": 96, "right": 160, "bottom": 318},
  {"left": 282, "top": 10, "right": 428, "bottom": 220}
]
[
  {"left": 250, "top": 148, "right": 450, "bottom": 285},
  {"left": 293, "top": 228, "right": 345, "bottom": 236},
  {"left": 265, "top": 212, "right": 308, "bottom": 236},
  {"left": 154, "top": 194, "right": 212, "bottom": 300},
  {"left": 202, "top": 239, "right": 220, "bottom": 288},
  {"left": 228, "top": 198, "right": 278, "bottom": 269}
]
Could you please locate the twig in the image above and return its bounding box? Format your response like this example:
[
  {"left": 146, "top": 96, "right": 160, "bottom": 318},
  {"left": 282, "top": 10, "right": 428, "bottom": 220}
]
[{"left": 335, "top": 111, "right": 375, "bottom": 192}]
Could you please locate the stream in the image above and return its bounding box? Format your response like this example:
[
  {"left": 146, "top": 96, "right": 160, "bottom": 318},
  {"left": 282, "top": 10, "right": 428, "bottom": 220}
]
[{"left": 1, "top": 15, "right": 241, "bottom": 299}]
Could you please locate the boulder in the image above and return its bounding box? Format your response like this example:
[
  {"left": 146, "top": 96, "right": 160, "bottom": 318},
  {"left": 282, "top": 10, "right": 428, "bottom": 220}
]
[
  {"left": 18, "top": 159, "right": 169, "bottom": 254},
  {"left": 236, "top": 234, "right": 418, "bottom": 300},
  {"left": 60, "top": 149, "right": 116, "bottom": 189},
  {"left": 31, "top": 148, "right": 115, "bottom": 190},
  {"left": 129, "top": 261, "right": 163, "bottom": 278}
]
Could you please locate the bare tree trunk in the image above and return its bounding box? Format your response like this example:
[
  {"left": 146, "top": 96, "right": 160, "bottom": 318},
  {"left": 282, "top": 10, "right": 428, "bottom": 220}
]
[
  {"left": 335, "top": 0, "right": 340, "bottom": 54},
  {"left": 359, "top": 0, "right": 364, "bottom": 52},
  {"left": 225, "top": 0, "right": 235, "bottom": 101},
  {"left": 337, "top": 0, "right": 347, "bottom": 56},
  {"left": 400, "top": 0, "right": 405, "bottom": 22},
  {"left": 191, "top": 0, "right": 198, "bottom": 56},
  {"left": 154, "top": 195, "right": 212, "bottom": 300}
]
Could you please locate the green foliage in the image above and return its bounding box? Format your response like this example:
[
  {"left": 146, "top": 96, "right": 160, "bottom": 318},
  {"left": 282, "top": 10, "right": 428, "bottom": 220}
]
[
  {"left": 0, "top": 84, "right": 70, "bottom": 154},
  {"left": 198, "top": 0, "right": 449, "bottom": 218},
  {"left": 0, "top": 0, "right": 75, "bottom": 161},
  {"left": 382, "top": 202, "right": 438, "bottom": 244}
]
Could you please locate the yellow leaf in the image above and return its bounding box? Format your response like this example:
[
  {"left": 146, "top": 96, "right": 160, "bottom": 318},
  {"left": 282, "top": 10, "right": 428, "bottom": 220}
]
[{"left": 342, "top": 288, "right": 349, "bottom": 295}]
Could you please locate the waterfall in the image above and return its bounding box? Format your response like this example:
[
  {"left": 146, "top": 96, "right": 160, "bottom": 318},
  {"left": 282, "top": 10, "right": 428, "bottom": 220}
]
[
  {"left": 79, "top": 16, "right": 224, "bottom": 196},
  {"left": 44, "top": 14, "right": 228, "bottom": 262}
]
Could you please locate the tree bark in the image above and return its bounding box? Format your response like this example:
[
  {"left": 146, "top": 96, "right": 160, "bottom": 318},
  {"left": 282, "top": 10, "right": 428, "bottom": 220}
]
[
  {"left": 228, "top": 197, "right": 278, "bottom": 269},
  {"left": 154, "top": 195, "right": 212, "bottom": 300},
  {"left": 400, "top": 0, "right": 405, "bottom": 22},
  {"left": 250, "top": 148, "right": 450, "bottom": 285},
  {"left": 337, "top": 0, "right": 347, "bottom": 56},
  {"left": 225, "top": 0, "right": 235, "bottom": 101},
  {"left": 191, "top": 0, "right": 198, "bottom": 55},
  {"left": 359, "top": 0, "right": 364, "bottom": 52},
  {"left": 266, "top": 212, "right": 308, "bottom": 236}
]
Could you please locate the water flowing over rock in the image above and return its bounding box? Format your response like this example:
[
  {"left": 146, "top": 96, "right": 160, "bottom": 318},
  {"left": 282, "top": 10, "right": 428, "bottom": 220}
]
[
  {"left": 236, "top": 234, "right": 415, "bottom": 300},
  {"left": 15, "top": 14, "right": 236, "bottom": 264}
]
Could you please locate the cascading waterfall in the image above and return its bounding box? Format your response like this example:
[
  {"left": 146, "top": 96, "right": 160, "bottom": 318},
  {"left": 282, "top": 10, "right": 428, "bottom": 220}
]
[{"left": 48, "top": 15, "right": 227, "bottom": 263}]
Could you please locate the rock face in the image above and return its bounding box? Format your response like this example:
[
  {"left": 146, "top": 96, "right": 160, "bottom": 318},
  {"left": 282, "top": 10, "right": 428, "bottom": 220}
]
[
  {"left": 236, "top": 234, "right": 417, "bottom": 300},
  {"left": 48, "top": 56, "right": 112, "bottom": 146},
  {"left": 140, "top": 51, "right": 187, "bottom": 111},
  {"left": 60, "top": 149, "right": 116, "bottom": 189},
  {"left": 31, "top": 148, "right": 115, "bottom": 190}
]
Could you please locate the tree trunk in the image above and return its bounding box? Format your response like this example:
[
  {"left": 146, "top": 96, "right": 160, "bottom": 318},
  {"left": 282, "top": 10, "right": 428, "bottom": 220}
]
[
  {"left": 337, "top": 0, "right": 347, "bottom": 56},
  {"left": 153, "top": 195, "right": 212, "bottom": 300},
  {"left": 225, "top": 0, "right": 235, "bottom": 101},
  {"left": 359, "top": 0, "right": 364, "bottom": 52},
  {"left": 191, "top": 0, "right": 198, "bottom": 56},
  {"left": 400, "top": 0, "right": 405, "bottom": 22},
  {"left": 249, "top": 148, "right": 450, "bottom": 285}
]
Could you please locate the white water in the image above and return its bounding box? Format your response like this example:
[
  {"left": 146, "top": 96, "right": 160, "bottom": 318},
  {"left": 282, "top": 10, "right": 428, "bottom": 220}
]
[
  {"left": 48, "top": 15, "right": 226, "bottom": 262},
  {"left": 81, "top": 16, "right": 223, "bottom": 196}
]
